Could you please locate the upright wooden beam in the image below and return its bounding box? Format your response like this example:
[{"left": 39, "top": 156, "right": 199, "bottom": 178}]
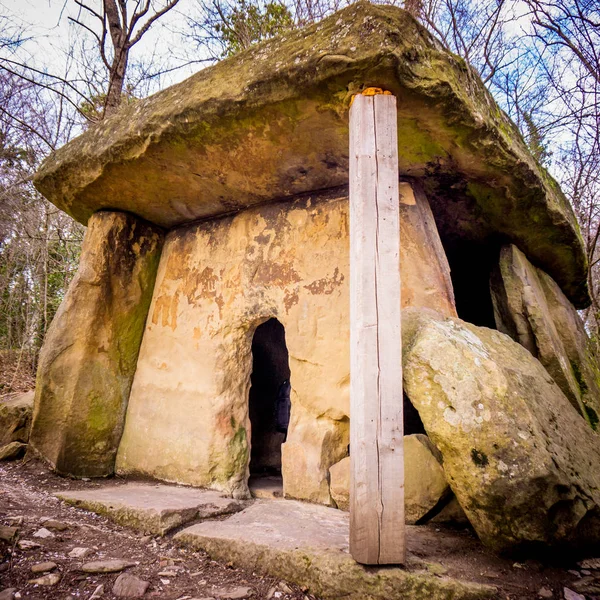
[{"left": 349, "top": 92, "right": 405, "bottom": 565}]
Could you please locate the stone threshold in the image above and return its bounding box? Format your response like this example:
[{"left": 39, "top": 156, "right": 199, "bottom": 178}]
[
  {"left": 55, "top": 482, "right": 246, "bottom": 536},
  {"left": 174, "top": 499, "right": 497, "bottom": 600},
  {"left": 55, "top": 482, "right": 497, "bottom": 599}
]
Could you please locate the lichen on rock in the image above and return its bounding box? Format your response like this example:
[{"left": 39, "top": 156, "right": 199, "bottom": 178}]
[
  {"left": 402, "top": 307, "right": 600, "bottom": 553},
  {"left": 490, "top": 244, "right": 600, "bottom": 429},
  {"left": 28, "top": 211, "right": 164, "bottom": 477}
]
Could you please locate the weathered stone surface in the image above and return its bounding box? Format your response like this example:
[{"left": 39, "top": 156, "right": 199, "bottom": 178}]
[
  {"left": 430, "top": 496, "right": 469, "bottom": 525},
  {"left": 0, "top": 526, "right": 18, "bottom": 542},
  {"left": 329, "top": 456, "right": 350, "bottom": 511},
  {"left": 81, "top": 560, "right": 136, "bottom": 574},
  {"left": 0, "top": 589, "right": 16, "bottom": 600},
  {"left": 112, "top": 573, "right": 150, "bottom": 598},
  {"left": 402, "top": 307, "right": 600, "bottom": 553},
  {"left": 0, "top": 390, "right": 33, "bottom": 445},
  {"left": 491, "top": 244, "right": 600, "bottom": 428},
  {"left": 174, "top": 500, "right": 495, "bottom": 600},
  {"left": 404, "top": 434, "right": 450, "bottom": 524},
  {"left": 212, "top": 587, "right": 253, "bottom": 599},
  {"left": 328, "top": 435, "right": 451, "bottom": 523},
  {"left": 28, "top": 211, "right": 163, "bottom": 478},
  {"left": 28, "top": 573, "right": 60, "bottom": 586},
  {"left": 0, "top": 441, "right": 26, "bottom": 461},
  {"left": 32, "top": 528, "right": 53, "bottom": 538},
  {"left": 31, "top": 562, "right": 57, "bottom": 573},
  {"left": 68, "top": 547, "right": 91, "bottom": 558},
  {"left": 56, "top": 483, "right": 246, "bottom": 535},
  {"left": 400, "top": 184, "right": 456, "bottom": 317},
  {"left": 117, "top": 188, "right": 453, "bottom": 502},
  {"left": 33, "top": 4, "right": 587, "bottom": 307}
]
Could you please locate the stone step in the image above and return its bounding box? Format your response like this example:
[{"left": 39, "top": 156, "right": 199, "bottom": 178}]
[
  {"left": 56, "top": 482, "right": 247, "bottom": 536},
  {"left": 174, "top": 499, "right": 497, "bottom": 600}
]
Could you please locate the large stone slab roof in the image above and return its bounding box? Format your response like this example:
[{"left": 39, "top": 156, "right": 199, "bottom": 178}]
[{"left": 33, "top": 2, "right": 589, "bottom": 306}]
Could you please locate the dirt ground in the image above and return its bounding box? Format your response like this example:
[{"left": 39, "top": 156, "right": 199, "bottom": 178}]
[
  {"left": 0, "top": 458, "right": 598, "bottom": 600},
  {"left": 0, "top": 460, "right": 316, "bottom": 600}
]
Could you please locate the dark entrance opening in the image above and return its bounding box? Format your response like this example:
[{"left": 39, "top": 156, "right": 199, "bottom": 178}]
[{"left": 248, "top": 318, "right": 291, "bottom": 497}]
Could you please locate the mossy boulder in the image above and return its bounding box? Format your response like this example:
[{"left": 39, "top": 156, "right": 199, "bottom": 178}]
[
  {"left": 402, "top": 307, "right": 600, "bottom": 553},
  {"left": 0, "top": 441, "right": 27, "bottom": 461},
  {"left": 28, "top": 211, "right": 163, "bottom": 477},
  {"left": 33, "top": 3, "right": 587, "bottom": 307},
  {"left": 0, "top": 390, "right": 34, "bottom": 445},
  {"left": 490, "top": 244, "right": 600, "bottom": 429}
]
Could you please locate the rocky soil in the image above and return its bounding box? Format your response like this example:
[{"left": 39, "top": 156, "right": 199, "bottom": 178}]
[
  {"left": 0, "top": 460, "right": 316, "bottom": 600},
  {"left": 1, "top": 459, "right": 600, "bottom": 600}
]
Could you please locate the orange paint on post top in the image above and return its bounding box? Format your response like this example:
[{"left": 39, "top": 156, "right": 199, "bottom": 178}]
[{"left": 350, "top": 87, "right": 393, "bottom": 107}]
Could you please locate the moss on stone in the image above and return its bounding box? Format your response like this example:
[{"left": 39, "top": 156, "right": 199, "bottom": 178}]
[{"left": 32, "top": 2, "right": 588, "bottom": 307}]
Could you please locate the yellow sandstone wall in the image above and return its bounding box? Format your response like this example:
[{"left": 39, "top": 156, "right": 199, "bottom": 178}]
[{"left": 116, "top": 184, "right": 455, "bottom": 502}]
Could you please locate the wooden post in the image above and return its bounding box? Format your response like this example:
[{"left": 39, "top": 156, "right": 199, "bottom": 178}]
[{"left": 349, "top": 91, "right": 405, "bottom": 565}]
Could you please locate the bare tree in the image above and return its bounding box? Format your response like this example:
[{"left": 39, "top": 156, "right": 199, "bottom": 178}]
[{"left": 69, "top": 0, "right": 182, "bottom": 116}]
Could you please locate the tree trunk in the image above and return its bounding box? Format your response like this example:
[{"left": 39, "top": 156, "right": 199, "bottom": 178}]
[
  {"left": 103, "top": 0, "right": 128, "bottom": 116},
  {"left": 105, "top": 51, "right": 128, "bottom": 115}
]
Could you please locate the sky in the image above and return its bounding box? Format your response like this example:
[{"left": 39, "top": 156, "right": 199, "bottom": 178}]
[{"left": 1, "top": 0, "right": 206, "bottom": 95}]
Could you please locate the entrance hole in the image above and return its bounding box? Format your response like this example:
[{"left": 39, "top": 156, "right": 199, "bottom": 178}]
[{"left": 248, "top": 318, "right": 291, "bottom": 495}]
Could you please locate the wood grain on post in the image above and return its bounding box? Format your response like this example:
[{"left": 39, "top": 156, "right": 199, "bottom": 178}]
[{"left": 349, "top": 92, "right": 405, "bottom": 565}]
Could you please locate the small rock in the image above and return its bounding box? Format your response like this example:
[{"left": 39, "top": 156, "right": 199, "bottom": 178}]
[
  {"left": 44, "top": 520, "right": 69, "bottom": 531},
  {"left": 581, "top": 569, "right": 592, "bottom": 576},
  {"left": 6, "top": 516, "right": 23, "bottom": 526},
  {"left": 160, "top": 579, "right": 170, "bottom": 585},
  {"left": 212, "top": 587, "right": 253, "bottom": 600},
  {"left": 266, "top": 588, "right": 276, "bottom": 600},
  {"left": 0, "top": 526, "right": 18, "bottom": 542},
  {"left": 89, "top": 584, "right": 104, "bottom": 599},
  {"left": 564, "top": 588, "right": 585, "bottom": 600},
  {"left": 579, "top": 558, "right": 600, "bottom": 570},
  {"left": 31, "top": 562, "right": 57, "bottom": 574},
  {"left": 0, "top": 589, "right": 16, "bottom": 600},
  {"left": 33, "top": 527, "right": 54, "bottom": 539},
  {"left": 28, "top": 573, "right": 61, "bottom": 586},
  {"left": 158, "top": 571, "right": 179, "bottom": 577},
  {"left": 572, "top": 577, "right": 600, "bottom": 594},
  {"left": 69, "top": 547, "right": 92, "bottom": 558},
  {"left": 0, "top": 441, "right": 26, "bottom": 461},
  {"left": 538, "top": 588, "right": 553, "bottom": 599},
  {"left": 568, "top": 570, "right": 581, "bottom": 577},
  {"left": 112, "top": 573, "right": 150, "bottom": 598},
  {"left": 278, "top": 582, "right": 293, "bottom": 594},
  {"left": 140, "top": 535, "right": 152, "bottom": 544},
  {"left": 82, "top": 560, "right": 136, "bottom": 573},
  {"left": 17, "top": 540, "right": 41, "bottom": 550}
]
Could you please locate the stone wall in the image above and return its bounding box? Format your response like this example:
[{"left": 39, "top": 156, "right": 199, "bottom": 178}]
[
  {"left": 116, "top": 184, "right": 455, "bottom": 502},
  {"left": 28, "top": 211, "right": 164, "bottom": 477}
]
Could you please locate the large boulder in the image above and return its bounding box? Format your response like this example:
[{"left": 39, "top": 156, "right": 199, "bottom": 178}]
[
  {"left": 490, "top": 244, "right": 600, "bottom": 428},
  {"left": 403, "top": 434, "right": 450, "bottom": 524},
  {"left": 28, "top": 211, "right": 163, "bottom": 478},
  {"left": 33, "top": 3, "right": 588, "bottom": 307},
  {"left": 328, "top": 434, "right": 451, "bottom": 524},
  {"left": 0, "top": 390, "right": 34, "bottom": 445},
  {"left": 400, "top": 184, "right": 456, "bottom": 317},
  {"left": 402, "top": 307, "right": 600, "bottom": 553}
]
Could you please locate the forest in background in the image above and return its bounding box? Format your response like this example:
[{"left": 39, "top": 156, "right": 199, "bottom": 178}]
[{"left": 0, "top": 0, "right": 598, "bottom": 393}]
